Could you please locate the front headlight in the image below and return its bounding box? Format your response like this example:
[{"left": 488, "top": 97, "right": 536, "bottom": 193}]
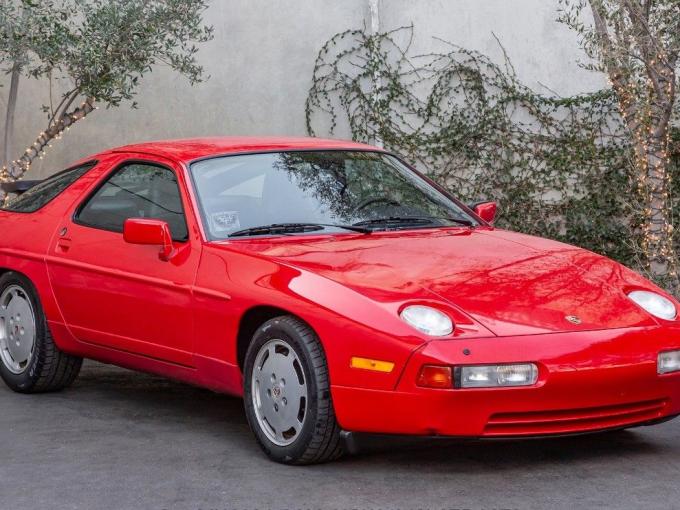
[
  {"left": 455, "top": 363, "right": 538, "bottom": 388},
  {"left": 658, "top": 350, "right": 680, "bottom": 374},
  {"left": 627, "top": 290, "right": 677, "bottom": 320},
  {"left": 400, "top": 305, "right": 453, "bottom": 336}
]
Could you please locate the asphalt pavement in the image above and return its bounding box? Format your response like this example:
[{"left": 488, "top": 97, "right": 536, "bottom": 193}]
[{"left": 1, "top": 361, "right": 679, "bottom": 510}]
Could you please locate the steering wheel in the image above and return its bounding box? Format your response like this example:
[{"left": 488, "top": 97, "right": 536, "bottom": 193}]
[{"left": 353, "top": 197, "right": 402, "bottom": 212}]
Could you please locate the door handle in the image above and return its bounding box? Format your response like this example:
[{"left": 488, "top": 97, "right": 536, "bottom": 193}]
[{"left": 56, "top": 238, "right": 72, "bottom": 252}]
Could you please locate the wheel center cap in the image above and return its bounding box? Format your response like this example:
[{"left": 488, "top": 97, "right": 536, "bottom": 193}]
[{"left": 272, "top": 385, "right": 282, "bottom": 398}]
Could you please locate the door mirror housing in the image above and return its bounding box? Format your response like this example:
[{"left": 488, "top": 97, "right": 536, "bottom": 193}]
[
  {"left": 123, "top": 218, "right": 176, "bottom": 261},
  {"left": 470, "top": 201, "right": 497, "bottom": 224}
]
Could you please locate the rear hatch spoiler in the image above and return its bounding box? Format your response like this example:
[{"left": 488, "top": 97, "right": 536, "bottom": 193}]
[{"left": 0, "top": 180, "right": 42, "bottom": 195}]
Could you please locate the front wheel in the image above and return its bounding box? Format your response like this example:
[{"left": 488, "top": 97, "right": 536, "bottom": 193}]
[
  {"left": 243, "top": 315, "right": 344, "bottom": 465},
  {"left": 0, "top": 272, "right": 82, "bottom": 393}
]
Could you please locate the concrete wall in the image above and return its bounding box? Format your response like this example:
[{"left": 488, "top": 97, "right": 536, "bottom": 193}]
[{"left": 0, "top": 0, "right": 605, "bottom": 179}]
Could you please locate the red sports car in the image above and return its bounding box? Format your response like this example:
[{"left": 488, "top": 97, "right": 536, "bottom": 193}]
[{"left": 1, "top": 137, "right": 679, "bottom": 464}]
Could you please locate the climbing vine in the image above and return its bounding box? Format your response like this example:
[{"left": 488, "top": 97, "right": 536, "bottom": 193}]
[{"left": 306, "top": 26, "right": 659, "bottom": 276}]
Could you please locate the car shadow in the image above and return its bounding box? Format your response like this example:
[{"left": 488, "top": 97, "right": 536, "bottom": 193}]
[
  {"left": 65, "top": 362, "right": 669, "bottom": 470},
  {"left": 342, "top": 429, "right": 664, "bottom": 471}
]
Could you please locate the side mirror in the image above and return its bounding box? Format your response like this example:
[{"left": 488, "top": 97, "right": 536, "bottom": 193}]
[
  {"left": 470, "top": 201, "right": 497, "bottom": 224},
  {"left": 123, "top": 218, "right": 176, "bottom": 261}
]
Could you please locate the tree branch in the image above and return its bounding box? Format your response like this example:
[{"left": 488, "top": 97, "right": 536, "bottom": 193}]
[
  {"left": 53, "top": 89, "right": 80, "bottom": 129},
  {"left": 48, "top": 89, "right": 80, "bottom": 131},
  {"left": 590, "top": 1, "right": 627, "bottom": 92}
]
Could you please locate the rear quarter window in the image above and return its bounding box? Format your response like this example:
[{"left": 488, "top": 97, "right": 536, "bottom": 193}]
[{"left": 2, "top": 162, "right": 96, "bottom": 213}]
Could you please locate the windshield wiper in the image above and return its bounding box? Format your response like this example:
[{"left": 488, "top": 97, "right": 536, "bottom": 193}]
[
  {"left": 428, "top": 216, "right": 474, "bottom": 227},
  {"left": 352, "top": 216, "right": 473, "bottom": 229},
  {"left": 229, "top": 222, "right": 372, "bottom": 237}
]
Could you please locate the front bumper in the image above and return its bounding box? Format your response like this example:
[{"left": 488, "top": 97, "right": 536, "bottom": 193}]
[{"left": 331, "top": 326, "right": 680, "bottom": 437}]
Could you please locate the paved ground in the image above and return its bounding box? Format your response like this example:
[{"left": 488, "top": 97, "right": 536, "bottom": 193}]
[{"left": 1, "top": 361, "right": 679, "bottom": 510}]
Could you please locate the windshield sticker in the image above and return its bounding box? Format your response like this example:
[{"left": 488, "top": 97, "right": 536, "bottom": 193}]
[{"left": 211, "top": 211, "right": 241, "bottom": 233}]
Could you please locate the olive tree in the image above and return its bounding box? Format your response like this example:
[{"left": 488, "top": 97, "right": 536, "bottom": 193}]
[
  {"left": 0, "top": 0, "right": 213, "bottom": 197},
  {"left": 559, "top": 0, "right": 680, "bottom": 290},
  {"left": 0, "top": 0, "right": 72, "bottom": 171}
]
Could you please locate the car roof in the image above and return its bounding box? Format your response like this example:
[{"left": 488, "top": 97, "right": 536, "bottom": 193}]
[{"left": 107, "top": 136, "right": 381, "bottom": 163}]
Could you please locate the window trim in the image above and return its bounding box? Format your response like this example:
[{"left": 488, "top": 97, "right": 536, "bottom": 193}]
[
  {"left": 73, "top": 159, "right": 190, "bottom": 242},
  {"left": 1, "top": 160, "right": 98, "bottom": 214}
]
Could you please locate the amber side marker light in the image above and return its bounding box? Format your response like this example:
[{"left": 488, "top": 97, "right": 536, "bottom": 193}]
[
  {"left": 350, "top": 357, "right": 395, "bottom": 373},
  {"left": 417, "top": 365, "right": 453, "bottom": 388}
]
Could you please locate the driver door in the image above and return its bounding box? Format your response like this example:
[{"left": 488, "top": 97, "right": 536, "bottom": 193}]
[{"left": 46, "top": 155, "right": 201, "bottom": 366}]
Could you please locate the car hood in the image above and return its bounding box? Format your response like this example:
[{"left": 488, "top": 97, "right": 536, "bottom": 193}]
[{"left": 220, "top": 228, "right": 660, "bottom": 336}]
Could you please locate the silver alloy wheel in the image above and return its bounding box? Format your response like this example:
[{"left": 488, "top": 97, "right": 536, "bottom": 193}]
[
  {"left": 0, "top": 285, "right": 37, "bottom": 375},
  {"left": 251, "top": 338, "right": 308, "bottom": 446}
]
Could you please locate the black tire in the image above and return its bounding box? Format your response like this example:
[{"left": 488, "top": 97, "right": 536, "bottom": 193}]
[
  {"left": 0, "top": 271, "right": 82, "bottom": 393},
  {"left": 243, "top": 315, "right": 344, "bottom": 465}
]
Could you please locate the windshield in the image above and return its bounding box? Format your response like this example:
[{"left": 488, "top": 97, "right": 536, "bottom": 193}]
[{"left": 189, "top": 151, "right": 476, "bottom": 239}]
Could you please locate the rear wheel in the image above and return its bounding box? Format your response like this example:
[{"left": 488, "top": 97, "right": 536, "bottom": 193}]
[
  {"left": 243, "top": 315, "right": 344, "bottom": 464},
  {"left": 0, "top": 272, "right": 82, "bottom": 393}
]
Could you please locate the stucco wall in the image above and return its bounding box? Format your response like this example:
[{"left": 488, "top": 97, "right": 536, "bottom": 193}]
[{"left": 0, "top": 0, "right": 605, "bottom": 179}]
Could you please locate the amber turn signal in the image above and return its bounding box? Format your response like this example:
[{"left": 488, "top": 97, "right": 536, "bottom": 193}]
[
  {"left": 350, "top": 356, "right": 395, "bottom": 373},
  {"left": 417, "top": 365, "right": 453, "bottom": 388}
]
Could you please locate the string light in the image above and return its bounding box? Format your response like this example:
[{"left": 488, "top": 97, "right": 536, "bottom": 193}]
[{"left": 1, "top": 98, "right": 96, "bottom": 206}]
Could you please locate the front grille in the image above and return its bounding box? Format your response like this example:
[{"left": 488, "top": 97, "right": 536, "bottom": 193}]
[{"left": 484, "top": 398, "right": 669, "bottom": 436}]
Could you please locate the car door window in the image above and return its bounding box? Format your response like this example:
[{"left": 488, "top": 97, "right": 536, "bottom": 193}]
[
  {"left": 76, "top": 162, "right": 188, "bottom": 241},
  {"left": 2, "top": 162, "right": 96, "bottom": 213}
]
